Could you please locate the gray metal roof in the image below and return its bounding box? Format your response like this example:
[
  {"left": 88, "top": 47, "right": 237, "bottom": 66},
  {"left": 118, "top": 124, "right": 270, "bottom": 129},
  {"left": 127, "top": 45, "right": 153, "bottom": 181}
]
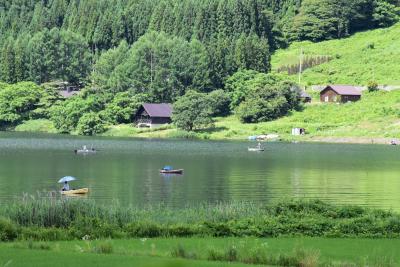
[
  {"left": 300, "top": 91, "right": 311, "bottom": 98},
  {"left": 142, "top": 103, "right": 173, "bottom": 118},
  {"left": 59, "top": 90, "right": 79, "bottom": 98}
]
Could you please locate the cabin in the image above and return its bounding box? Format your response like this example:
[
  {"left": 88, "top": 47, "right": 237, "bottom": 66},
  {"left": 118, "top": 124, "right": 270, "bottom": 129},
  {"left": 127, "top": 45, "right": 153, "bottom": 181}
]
[
  {"left": 320, "top": 85, "right": 361, "bottom": 103},
  {"left": 300, "top": 91, "right": 312, "bottom": 103},
  {"left": 135, "top": 103, "right": 173, "bottom": 128}
]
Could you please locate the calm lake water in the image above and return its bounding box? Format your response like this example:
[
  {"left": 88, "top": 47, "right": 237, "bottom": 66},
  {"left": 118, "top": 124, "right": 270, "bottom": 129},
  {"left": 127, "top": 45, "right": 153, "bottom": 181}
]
[{"left": 0, "top": 132, "right": 399, "bottom": 210}]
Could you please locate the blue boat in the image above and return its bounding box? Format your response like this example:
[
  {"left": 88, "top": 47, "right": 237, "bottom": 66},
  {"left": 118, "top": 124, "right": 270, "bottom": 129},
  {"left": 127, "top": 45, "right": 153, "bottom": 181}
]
[{"left": 160, "top": 166, "right": 183, "bottom": 174}]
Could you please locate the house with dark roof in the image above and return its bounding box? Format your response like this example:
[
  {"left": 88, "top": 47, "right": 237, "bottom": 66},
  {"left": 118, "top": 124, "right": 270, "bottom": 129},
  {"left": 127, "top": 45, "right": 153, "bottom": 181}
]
[
  {"left": 320, "top": 85, "right": 362, "bottom": 103},
  {"left": 135, "top": 103, "right": 173, "bottom": 128}
]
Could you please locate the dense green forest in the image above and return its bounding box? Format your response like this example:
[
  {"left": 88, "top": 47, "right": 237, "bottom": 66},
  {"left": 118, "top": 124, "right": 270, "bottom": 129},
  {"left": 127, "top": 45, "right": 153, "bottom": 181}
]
[
  {"left": 0, "top": 0, "right": 399, "bottom": 135},
  {"left": 1, "top": 0, "right": 399, "bottom": 87}
]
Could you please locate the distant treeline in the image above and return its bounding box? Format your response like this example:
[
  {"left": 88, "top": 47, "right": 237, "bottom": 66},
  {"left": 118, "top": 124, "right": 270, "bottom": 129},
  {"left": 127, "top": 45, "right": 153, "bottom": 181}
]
[{"left": 0, "top": 0, "right": 399, "bottom": 89}]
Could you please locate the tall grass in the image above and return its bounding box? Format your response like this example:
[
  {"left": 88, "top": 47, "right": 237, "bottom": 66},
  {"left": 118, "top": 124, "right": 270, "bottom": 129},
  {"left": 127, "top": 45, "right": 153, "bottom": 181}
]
[{"left": 1, "top": 199, "right": 400, "bottom": 241}]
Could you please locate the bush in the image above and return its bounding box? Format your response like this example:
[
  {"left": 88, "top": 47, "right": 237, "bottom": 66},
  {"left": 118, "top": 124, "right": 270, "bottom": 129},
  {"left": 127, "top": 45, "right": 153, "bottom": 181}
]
[
  {"left": 76, "top": 112, "right": 106, "bottom": 136},
  {"left": 124, "top": 222, "right": 162, "bottom": 238},
  {"left": 0, "top": 217, "right": 18, "bottom": 241},
  {"left": 367, "top": 81, "right": 379, "bottom": 92}
]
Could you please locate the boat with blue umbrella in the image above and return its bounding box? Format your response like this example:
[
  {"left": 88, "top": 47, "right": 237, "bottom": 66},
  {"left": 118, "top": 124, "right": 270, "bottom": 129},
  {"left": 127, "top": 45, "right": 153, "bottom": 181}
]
[
  {"left": 58, "top": 176, "right": 89, "bottom": 195},
  {"left": 159, "top": 166, "right": 184, "bottom": 174}
]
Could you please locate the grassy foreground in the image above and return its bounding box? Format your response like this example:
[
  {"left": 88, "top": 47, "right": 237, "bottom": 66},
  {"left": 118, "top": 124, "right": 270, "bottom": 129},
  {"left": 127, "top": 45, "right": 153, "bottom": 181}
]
[
  {"left": 1, "top": 200, "right": 400, "bottom": 266},
  {"left": 272, "top": 23, "right": 400, "bottom": 86},
  {"left": 1, "top": 237, "right": 399, "bottom": 267}
]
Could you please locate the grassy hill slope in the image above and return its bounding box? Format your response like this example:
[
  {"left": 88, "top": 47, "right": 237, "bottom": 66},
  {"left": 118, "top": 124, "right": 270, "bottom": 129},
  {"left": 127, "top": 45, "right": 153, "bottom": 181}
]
[
  {"left": 272, "top": 23, "right": 400, "bottom": 86},
  {"left": 99, "top": 90, "right": 400, "bottom": 143}
]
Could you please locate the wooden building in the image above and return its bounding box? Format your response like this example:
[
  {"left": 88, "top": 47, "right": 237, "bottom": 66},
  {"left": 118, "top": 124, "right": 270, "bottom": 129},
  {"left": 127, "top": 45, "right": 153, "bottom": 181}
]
[
  {"left": 135, "top": 103, "right": 173, "bottom": 128},
  {"left": 320, "top": 85, "right": 361, "bottom": 103}
]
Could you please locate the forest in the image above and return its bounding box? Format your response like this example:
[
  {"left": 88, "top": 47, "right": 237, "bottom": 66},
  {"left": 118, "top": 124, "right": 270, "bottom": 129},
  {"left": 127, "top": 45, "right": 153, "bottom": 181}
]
[{"left": 0, "top": 0, "right": 399, "bottom": 134}]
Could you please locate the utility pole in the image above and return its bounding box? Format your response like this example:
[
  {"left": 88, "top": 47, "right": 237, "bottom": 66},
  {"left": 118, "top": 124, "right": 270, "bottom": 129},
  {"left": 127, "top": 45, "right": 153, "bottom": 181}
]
[{"left": 298, "top": 48, "right": 303, "bottom": 85}]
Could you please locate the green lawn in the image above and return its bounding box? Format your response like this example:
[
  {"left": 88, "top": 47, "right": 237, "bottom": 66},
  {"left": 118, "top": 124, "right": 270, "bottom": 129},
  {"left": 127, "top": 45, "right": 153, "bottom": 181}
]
[
  {"left": 2, "top": 238, "right": 399, "bottom": 266},
  {"left": 0, "top": 247, "right": 254, "bottom": 267},
  {"left": 271, "top": 23, "right": 400, "bottom": 86}
]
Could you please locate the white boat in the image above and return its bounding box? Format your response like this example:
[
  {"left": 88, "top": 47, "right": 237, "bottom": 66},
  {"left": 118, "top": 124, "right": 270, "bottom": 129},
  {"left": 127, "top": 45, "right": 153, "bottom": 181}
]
[
  {"left": 248, "top": 147, "right": 265, "bottom": 152},
  {"left": 248, "top": 143, "right": 264, "bottom": 152},
  {"left": 74, "top": 145, "right": 97, "bottom": 154}
]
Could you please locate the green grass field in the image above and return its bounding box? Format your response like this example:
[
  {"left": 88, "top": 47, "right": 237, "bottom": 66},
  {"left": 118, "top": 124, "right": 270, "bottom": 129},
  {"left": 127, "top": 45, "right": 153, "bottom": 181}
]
[
  {"left": 271, "top": 23, "right": 400, "bottom": 86},
  {"left": 2, "top": 238, "right": 399, "bottom": 267}
]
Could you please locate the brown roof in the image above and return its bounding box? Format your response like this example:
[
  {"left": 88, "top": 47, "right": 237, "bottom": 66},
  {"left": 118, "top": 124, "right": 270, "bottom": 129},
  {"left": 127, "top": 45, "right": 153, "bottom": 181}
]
[
  {"left": 322, "top": 85, "right": 361, "bottom": 96},
  {"left": 142, "top": 103, "right": 173, "bottom": 118}
]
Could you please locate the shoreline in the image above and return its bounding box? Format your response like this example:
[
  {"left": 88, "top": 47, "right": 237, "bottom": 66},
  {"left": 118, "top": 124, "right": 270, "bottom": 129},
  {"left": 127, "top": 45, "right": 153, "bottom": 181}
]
[{"left": 5, "top": 128, "right": 398, "bottom": 146}]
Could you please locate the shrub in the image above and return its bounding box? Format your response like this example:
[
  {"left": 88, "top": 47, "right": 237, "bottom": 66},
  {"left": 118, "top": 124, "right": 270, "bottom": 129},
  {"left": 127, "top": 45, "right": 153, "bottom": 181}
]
[
  {"left": 0, "top": 217, "right": 18, "bottom": 241},
  {"left": 367, "top": 81, "right": 379, "bottom": 92},
  {"left": 124, "top": 222, "right": 162, "bottom": 238},
  {"left": 76, "top": 112, "right": 106, "bottom": 136}
]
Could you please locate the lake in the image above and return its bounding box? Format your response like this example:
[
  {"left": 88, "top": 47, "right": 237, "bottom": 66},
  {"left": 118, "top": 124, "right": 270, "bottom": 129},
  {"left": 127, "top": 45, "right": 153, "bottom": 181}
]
[{"left": 0, "top": 132, "right": 399, "bottom": 210}]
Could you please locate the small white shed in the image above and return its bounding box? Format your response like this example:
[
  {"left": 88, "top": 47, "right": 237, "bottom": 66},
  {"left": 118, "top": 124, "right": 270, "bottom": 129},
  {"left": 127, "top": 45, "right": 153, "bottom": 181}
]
[{"left": 292, "top": 128, "right": 306, "bottom": 136}]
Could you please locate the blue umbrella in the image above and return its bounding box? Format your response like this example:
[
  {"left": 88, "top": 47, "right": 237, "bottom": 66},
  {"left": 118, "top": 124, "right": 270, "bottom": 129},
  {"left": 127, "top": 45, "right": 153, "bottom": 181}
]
[{"left": 58, "top": 176, "right": 76, "bottom": 183}]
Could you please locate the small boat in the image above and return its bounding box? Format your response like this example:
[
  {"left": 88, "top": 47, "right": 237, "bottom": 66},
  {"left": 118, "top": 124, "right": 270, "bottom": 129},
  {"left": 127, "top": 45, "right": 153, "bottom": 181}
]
[
  {"left": 160, "top": 166, "right": 183, "bottom": 174},
  {"left": 248, "top": 142, "right": 264, "bottom": 152},
  {"left": 390, "top": 140, "right": 397, "bottom": 146},
  {"left": 74, "top": 145, "right": 97, "bottom": 154},
  {"left": 61, "top": 188, "right": 89, "bottom": 195}
]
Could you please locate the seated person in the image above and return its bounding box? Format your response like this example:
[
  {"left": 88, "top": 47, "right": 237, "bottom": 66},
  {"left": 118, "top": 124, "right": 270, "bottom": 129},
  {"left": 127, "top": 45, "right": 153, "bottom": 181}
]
[{"left": 62, "top": 181, "right": 70, "bottom": 191}]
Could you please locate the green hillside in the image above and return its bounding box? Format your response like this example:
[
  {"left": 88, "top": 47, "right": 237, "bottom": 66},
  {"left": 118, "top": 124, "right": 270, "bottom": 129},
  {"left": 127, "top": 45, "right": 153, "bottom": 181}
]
[
  {"left": 272, "top": 23, "right": 400, "bottom": 86},
  {"left": 95, "top": 90, "right": 400, "bottom": 143}
]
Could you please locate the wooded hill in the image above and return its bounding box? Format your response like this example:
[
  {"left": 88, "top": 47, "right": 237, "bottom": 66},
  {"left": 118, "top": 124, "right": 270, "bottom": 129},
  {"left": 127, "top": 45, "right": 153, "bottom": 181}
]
[{"left": 0, "top": 0, "right": 399, "bottom": 92}]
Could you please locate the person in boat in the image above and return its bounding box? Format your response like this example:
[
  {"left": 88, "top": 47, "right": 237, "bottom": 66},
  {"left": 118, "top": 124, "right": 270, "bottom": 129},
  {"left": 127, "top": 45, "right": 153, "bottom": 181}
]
[
  {"left": 257, "top": 142, "right": 261, "bottom": 149},
  {"left": 62, "top": 181, "right": 70, "bottom": 191}
]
